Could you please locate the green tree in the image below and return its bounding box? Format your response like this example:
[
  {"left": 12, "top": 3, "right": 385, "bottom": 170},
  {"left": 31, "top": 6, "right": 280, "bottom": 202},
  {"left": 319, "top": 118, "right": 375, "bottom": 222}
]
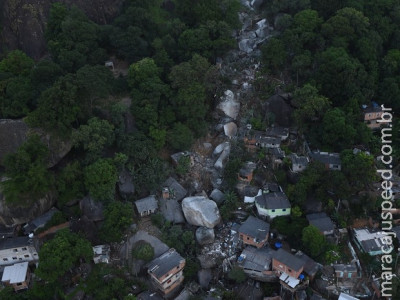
[
  {"left": 228, "top": 266, "right": 247, "bottom": 283},
  {"left": 132, "top": 242, "right": 154, "bottom": 262},
  {"left": 72, "top": 117, "right": 115, "bottom": 163},
  {"left": 84, "top": 159, "right": 118, "bottom": 203},
  {"left": 302, "top": 225, "right": 327, "bottom": 257},
  {"left": 76, "top": 65, "right": 114, "bottom": 115},
  {"left": 0, "top": 50, "right": 34, "bottom": 76},
  {"left": 341, "top": 150, "right": 377, "bottom": 191},
  {"left": 56, "top": 161, "right": 85, "bottom": 206},
  {"left": 100, "top": 201, "right": 133, "bottom": 243},
  {"left": 261, "top": 38, "right": 286, "bottom": 72},
  {"left": 321, "top": 108, "right": 356, "bottom": 151},
  {"left": 35, "top": 230, "right": 93, "bottom": 282},
  {"left": 46, "top": 3, "right": 106, "bottom": 72},
  {"left": 1, "top": 135, "right": 54, "bottom": 206},
  {"left": 168, "top": 122, "right": 194, "bottom": 151},
  {"left": 26, "top": 74, "right": 80, "bottom": 136}
]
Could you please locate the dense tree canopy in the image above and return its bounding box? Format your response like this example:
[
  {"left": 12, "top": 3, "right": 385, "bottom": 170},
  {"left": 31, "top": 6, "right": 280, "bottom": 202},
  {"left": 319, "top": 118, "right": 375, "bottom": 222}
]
[{"left": 35, "top": 230, "right": 93, "bottom": 282}]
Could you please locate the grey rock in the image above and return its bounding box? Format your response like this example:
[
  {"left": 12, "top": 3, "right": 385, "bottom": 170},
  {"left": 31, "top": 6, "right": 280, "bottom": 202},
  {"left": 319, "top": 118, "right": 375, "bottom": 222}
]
[
  {"left": 118, "top": 170, "right": 135, "bottom": 200},
  {"left": 217, "top": 90, "right": 240, "bottom": 119},
  {"left": 79, "top": 196, "right": 104, "bottom": 221},
  {"left": 159, "top": 198, "right": 185, "bottom": 223},
  {"left": 198, "top": 269, "right": 212, "bottom": 288},
  {"left": 196, "top": 227, "right": 215, "bottom": 245},
  {"left": 197, "top": 254, "right": 217, "bottom": 269},
  {"left": 0, "top": 119, "right": 72, "bottom": 168},
  {"left": 0, "top": 186, "right": 55, "bottom": 226},
  {"left": 214, "top": 142, "right": 230, "bottom": 170},
  {"left": 210, "top": 189, "right": 225, "bottom": 205},
  {"left": 182, "top": 196, "right": 221, "bottom": 228},
  {"left": 213, "top": 142, "right": 228, "bottom": 156},
  {"left": 203, "top": 142, "right": 212, "bottom": 150},
  {"left": 224, "top": 122, "right": 237, "bottom": 138},
  {"left": 251, "top": 0, "right": 265, "bottom": 9}
]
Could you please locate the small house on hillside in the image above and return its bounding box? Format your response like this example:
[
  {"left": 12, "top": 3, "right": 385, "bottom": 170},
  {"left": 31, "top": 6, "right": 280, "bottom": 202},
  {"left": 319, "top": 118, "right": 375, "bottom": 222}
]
[
  {"left": 162, "top": 177, "right": 187, "bottom": 201},
  {"left": 272, "top": 248, "right": 305, "bottom": 279},
  {"left": 238, "top": 216, "right": 270, "bottom": 248},
  {"left": 147, "top": 248, "right": 185, "bottom": 295},
  {"left": 255, "top": 192, "right": 291, "bottom": 220},
  {"left": 309, "top": 151, "right": 341, "bottom": 171},
  {"left": 0, "top": 237, "right": 38, "bottom": 266},
  {"left": 289, "top": 154, "right": 309, "bottom": 173},
  {"left": 135, "top": 196, "right": 158, "bottom": 217},
  {"left": 353, "top": 228, "right": 391, "bottom": 256},
  {"left": 363, "top": 104, "right": 383, "bottom": 129},
  {"left": 306, "top": 213, "right": 335, "bottom": 236},
  {"left": 265, "top": 127, "right": 289, "bottom": 141},
  {"left": 1, "top": 262, "right": 30, "bottom": 291}
]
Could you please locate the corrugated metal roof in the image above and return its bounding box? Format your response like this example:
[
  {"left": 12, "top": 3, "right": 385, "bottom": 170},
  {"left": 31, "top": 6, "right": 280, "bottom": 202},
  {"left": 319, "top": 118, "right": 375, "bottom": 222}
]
[{"left": 1, "top": 262, "right": 28, "bottom": 284}]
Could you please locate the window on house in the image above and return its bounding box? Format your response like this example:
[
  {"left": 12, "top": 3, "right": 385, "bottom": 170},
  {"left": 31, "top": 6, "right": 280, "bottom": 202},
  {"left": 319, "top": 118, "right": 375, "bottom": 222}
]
[
  {"left": 272, "top": 209, "right": 275, "bottom": 212},
  {"left": 22, "top": 247, "right": 27, "bottom": 251},
  {"left": 167, "top": 279, "right": 171, "bottom": 284},
  {"left": 282, "top": 209, "right": 286, "bottom": 211},
  {"left": 288, "top": 269, "right": 292, "bottom": 272},
  {"left": 19, "top": 258, "right": 22, "bottom": 260},
  {"left": 12, "top": 257, "right": 17, "bottom": 260},
  {"left": 176, "top": 266, "right": 179, "bottom": 269},
  {"left": 3, "top": 258, "right": 8, "bottom": 261},
  {"left": 24, "top": 255, "right": 29, "bottom": 258},
  {"left": 247, "top": 237, "right": 250, "bottom": 240},
  {"left": 13, "top": 249, "right": 18, "bottom": 252},
  {"left": 17, "top": 283, "right": 22, "bottom": 286}
]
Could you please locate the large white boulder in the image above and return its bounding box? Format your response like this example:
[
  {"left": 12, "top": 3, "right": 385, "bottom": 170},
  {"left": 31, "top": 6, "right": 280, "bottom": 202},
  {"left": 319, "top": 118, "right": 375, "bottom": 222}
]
[
  {"left": 217, "top": 90, "right": 240, "bottom": 119},
  {"left": 182, "top": 196, "right": 221, "bottom": 228}
]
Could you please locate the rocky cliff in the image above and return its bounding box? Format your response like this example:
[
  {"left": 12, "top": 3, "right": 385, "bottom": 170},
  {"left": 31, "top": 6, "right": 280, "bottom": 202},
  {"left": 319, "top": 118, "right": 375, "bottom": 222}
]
[{"left": 0, "top": 0, "right": 123, "bottom": 59}]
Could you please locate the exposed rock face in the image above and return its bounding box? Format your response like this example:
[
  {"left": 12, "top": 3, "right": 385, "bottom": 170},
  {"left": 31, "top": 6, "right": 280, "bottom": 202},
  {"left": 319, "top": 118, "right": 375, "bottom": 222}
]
[
  {"left": 79, "top": 196, "right": 104, "bottom": 221},
  {"left": 118, "top": 170, "right": 135, "bottom": 200},
  {"left": 210, "top": 189, "right": 225, "bottom": 205},
  {"left": 196, "top": 227, "right": 215, "bottom": 245},
  {"left": 223, "top": 122, "right": 237, "bottom": 138},
  {"left": 217, "top": 90, "right": 240, "bottom": 119},
  {"left": 181, "top": 196, "right": 221, "bottom": 229},
  {"left": 197, "top": 254, "right": 217, "bottom": 269},
  {"left": 159, "top": 198, "right": 185, "bottom": 224},
  {"left": 0, "top": 189, "right": 55, "bottom": 226},
  {"left": 214, "top": 142, "right": 230, "bottom": 171},
  {"left": 0, "top": 119, "right": 72, "bottom": 167},
  {"left": 263, "top": 95, "right": 293, "bottom": 127},
  {"left": 0, "top": 0, "right": 124, "bottom": 59},
  {"left": 198, "top": 269, "right": 212, "bottom": 288}
]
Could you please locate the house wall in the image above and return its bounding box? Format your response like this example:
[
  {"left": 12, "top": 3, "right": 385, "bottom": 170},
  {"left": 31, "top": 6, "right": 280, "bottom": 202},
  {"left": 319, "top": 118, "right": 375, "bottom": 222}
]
[
  {"left": 292, "top": 164, "right": 306, "bottom": 172},
  {"left": 151, "top": 271, "right": 184, "bottom": 294},
  {"left": 272, "top": 259, "right": 303, "bottom": 278},
  {"left": 4, "top": 269, "right": 30, "bottom": 291},
  {"left": 152, "top": 261, "right": 185, "bottom": 283},
  {"left": 255, "top": 204, "right": 290, "bottom": 219},
  {"left": 239, "top": 233, "right": 268, "bottom": 248},
  {"left": 0, "top": 246, "right": 38, "bottom": 266},
  {"left": 365, "top": 120, "right": 382, "bottom": 129},
  {"left": 328, "top": 163, "right": 341, "bottom": 171},
  {"left": 364, "top": 112, "right": 382, "bottom": 121}
]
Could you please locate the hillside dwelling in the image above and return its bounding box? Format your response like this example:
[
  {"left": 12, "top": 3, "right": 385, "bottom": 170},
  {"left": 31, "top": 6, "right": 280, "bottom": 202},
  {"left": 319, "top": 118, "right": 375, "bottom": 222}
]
[
  {"left": 289, "top": 153, "right": 309, "bottom": 173},
  {"left": 1, "top": 262, "right": 30, "bottom": 291},
  {"left": 363, "top": 105, "right": 383, "bottom": 129},
  {"left": 238, "top": 216, "right": 270, "bottom": 248},
  {"left": 0, "top": 237, "right": 38, "bottom": 266},
  {"left": 306, "top": 213, "right": 335, "bottom": 236},
  {"left": 23, "top": 207, "right": 59, "bottom": 235},
  {"left": 0, "top": 225, "right": 15, "bottom": 239},
  {"left": 338, "top": 292, "right": 359, "bottom": 300},
  {"left": 309, "top": 151, "right": 341, "bottom": 171},
  {"left": 135, "top": 195, "right": 158, "bottom": 217},
  {"left": 255, "top": 192, "right": 291, "bottom": 220},
  {"left": 272, "top": 248, "right": 305, "bottom": 280},
  {"left": 353, "top": 228, "right": 391, "bottom": 256},
  {"left": 93, "top": 245, "right": 111, "bottom": 264},
  {"left": 257, "top": 136, "right": 281, "bottom": 149},
  {"left": 243, "top": 186, "right": 262, "bottom": 204},
  {"left": 295, "top": 251, "right": 321, "bottom": 281},
  {"left": 237, "top": 246, "right": 277, "bottom": 281},
  {"left": 333, "top": 263, "right": 359, "bottom": 279},
  {"left": 147, "top": 248, "right": 185, "bottom": 295},
  {"left": 238, "top": 162, "right": 257, "bottom": 183},
  {"left": 162, "top": 177, "right": 187, "bottom": 201},
  {"left": 265, "top": 127, "right": 289, "bottom": 141}
]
